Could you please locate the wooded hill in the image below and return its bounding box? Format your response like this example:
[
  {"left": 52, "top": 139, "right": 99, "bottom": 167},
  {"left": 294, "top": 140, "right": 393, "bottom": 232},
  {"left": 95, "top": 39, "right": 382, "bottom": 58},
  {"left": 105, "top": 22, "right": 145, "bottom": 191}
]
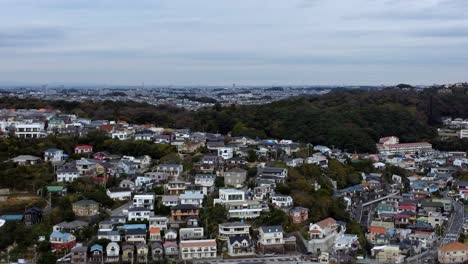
[{"left": 1, "top": 87, "right": 467, "bottom": 153}]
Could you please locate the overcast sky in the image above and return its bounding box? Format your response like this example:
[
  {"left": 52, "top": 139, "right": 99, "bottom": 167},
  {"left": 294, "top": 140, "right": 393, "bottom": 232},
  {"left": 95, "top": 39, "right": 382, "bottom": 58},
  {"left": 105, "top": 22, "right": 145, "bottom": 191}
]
[{"left": 1, "top": 0, "right": 468, "bottom": 86}]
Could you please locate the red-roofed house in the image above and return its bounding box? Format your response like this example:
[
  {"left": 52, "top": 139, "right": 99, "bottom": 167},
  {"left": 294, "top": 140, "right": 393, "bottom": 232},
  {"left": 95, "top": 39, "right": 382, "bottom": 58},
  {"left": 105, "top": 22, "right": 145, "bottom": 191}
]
[
  {"left": 307, "top": 217, "right": 340, "bottom": 253},
  {"left": 75, "top": 145, "right": 93, "bottom": 155}
]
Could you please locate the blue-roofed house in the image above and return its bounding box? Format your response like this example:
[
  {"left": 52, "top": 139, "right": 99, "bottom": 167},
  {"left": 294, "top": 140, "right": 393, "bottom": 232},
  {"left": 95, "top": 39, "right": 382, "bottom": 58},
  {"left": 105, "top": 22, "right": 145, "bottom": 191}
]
[
  {"left": 50, "top": 231, "right": 76, "bottom": 250},
  {"left": 90, "top": 244, "right": 104, "bottom": 264}
]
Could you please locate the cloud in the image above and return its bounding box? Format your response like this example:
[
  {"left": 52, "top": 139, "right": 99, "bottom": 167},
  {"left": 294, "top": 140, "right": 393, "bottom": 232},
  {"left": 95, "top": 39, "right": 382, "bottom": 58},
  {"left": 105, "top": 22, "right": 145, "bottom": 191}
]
[
  {"left": 0, "top": 27, "right": 67, "bottom": 47},
  {"left": 0, "top": 0, "right": 467, "bottom": 85}
]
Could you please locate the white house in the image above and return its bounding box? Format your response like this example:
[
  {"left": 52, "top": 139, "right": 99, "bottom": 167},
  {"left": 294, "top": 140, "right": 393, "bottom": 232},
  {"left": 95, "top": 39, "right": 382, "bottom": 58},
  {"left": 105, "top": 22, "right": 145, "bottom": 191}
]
[
  {"left": 180, "top": 191, "right": 204, "bottom": 206},
  {"left": 214, "top": 189, "right": 265, "bottom": 219},
  {"left": 107, "top": 188, "right": 132, "bottom": 201},
  {"left": 128, "top": 207, "right": 152, "bottom": 222},
  {"left": 218, "top": 222, "right": 251, "bottom": 241},
  {"left": 180, "top": 239, "right": 217, "bottom": 260},
  {"left": 44, "top": 148, "right": 64, "bottom": 163},
  {"left": 149, "top": 216, "right": 168, "bottom": 230},
  {"left": 57, "top": 168, "right": 80, "bottom": 183},
  {"left": 271, "top": 194, "right": 293, "bottom": 208},
  {"left": 216, "top": 147, "right": 234, "bottom": 160},
  {"left": 133, "top": 194, "right": 155, "bottom": 210}
]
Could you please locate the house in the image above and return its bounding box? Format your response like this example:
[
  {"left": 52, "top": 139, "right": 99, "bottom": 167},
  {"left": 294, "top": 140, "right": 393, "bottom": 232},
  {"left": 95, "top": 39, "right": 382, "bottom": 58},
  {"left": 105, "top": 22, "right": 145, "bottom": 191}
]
[
  {"left": 307, "top": 217, "right": 340, "bottom": 253},
  {"left": 106, "top": 242, "right": 120, "bottom": 263},
  {"left": 271, "top": 194, "right": 293, "bottom": 208},
  {"left": 216, "top": 146, "right": 234, "bottom": 160},
  {"left": 163, "top": 241, "right": 178, "bottom": 260},
  {"left": 224, "top": 167, "right": 247, "bottom": 188},
  {"left": 289, "top": 207, "right": 309, "bottom": 224},
  {"left": 179, "top": 191, "right": 204, "bottom": 206},
  {"left": 75, "top": 145, "right": 93, "bottom": 155},
  {"left": 125, "top": 229, "right": 147, "bottom": 243},
  {"left": 50, "top": 231, "right": 77, "bottom": 250},
  {"left": 156, "top": 164, "right": 183, "bottom": 179},
  {"left": 72, "top": 200, "right": 99, "bottom": 217},
  {"left": 122, "top": 244, "right": 135, "bottom": 263},
  {"left": 107, "top": 187, "right": 132, "bottom": 200},
  {"left": 149, "top": 216, "right": 169, "bottom": 230},
  {"left": 438, "top": 242, "right": 468, "bottom": 263},
  {"left": 144, "top": 172, "right": 169, "bottom": 183},
  {"left": 214, "top": 189, "right": 265, "bottom": 219},
  {"left": 71, "top": 245, "right": 87, "bottom": 264},
  {"left": 134, "top": 130, "right": 155, "bottom": 141},
  {"left": 89, "top": 244, "right": 104, "bottom": 264},
  {"left": 99, "top": 220, "right": 116, "bottom": 231},
  {"left": 228, "top": 235, "right": 255, "bottom": 257},
  {"left": 128, "top": 207, "right": 152, "bottom": 222},
  {"left": 14, "top": 122, "right": 46, "bottom": 138},
  {"left": 119, "top": 179, "right": 136, "bottom": 190},
  {"left": 76, "top": 158, "right": 97, "bottom": 176},
  {"left": 133, "top": 194, "right": 155, "bottom": 210},
  {"left": 368, "top": 226, "right": 389, "bottom": 245},
  {"left": 194, "top": 174, "right": 215, "bottom": 195},
  {"left": 285, "top": 158, "right": 304, "bottom": 167},
  {"left": 372, "top": 245, "right": 404, "bottom": 264},
  {"left": 44, "top": 148, "right": 64, "bottom": 163},
  {"left": 10, "top": 155, "right": 41, "bottom": 165},
  {"left": 57, "top": 167, "right": 80, "bottom": 183},
  {"left": 149, "top": 228, "right": 162, "bottom": 241},
  {"left": 53, "top": 220, "right": 89, "bottom": 233},
  {"left": 23, "top": 207, "right": 42, "bottom": 225},
  {"left": 170, "top": 204, "right": 199, "bottom": 221},
  {"left": 164, "top": 229, "right": 178, "bottom": 241},
  {"left": 333, "top": 233, "right": 359, "bottom": 253},
  {"left": 165, "top": 180, "right": 187, "bottom": 195},
  {"left": 97, "top": 231, "right": 121, "bottom": 242},
  {"left": 161, "top": 195, "right": 180, "bottom": 207},
  {"left": 151, "top": 242, "right": 164, "bottom": 261},
  {"left": 257, "top": 167, "right": 288, "bottom": 184},
  {"left": 408, "top": 231, "right": 435, "bottom": 249},
  {"left": 179, "top": 227, "right": 204, "bottom": 240},
  {"left": 257, "top": 226, "right": 285, "bottom": 254},
  {"left": 136, "top": 243, "right": 149, "bottom": 264},
  {"left": 218, "top": 222, "right": 251, "bottom": 241},
  {"left": 180, "top": 239, "right": 217, "bottom": 260}
]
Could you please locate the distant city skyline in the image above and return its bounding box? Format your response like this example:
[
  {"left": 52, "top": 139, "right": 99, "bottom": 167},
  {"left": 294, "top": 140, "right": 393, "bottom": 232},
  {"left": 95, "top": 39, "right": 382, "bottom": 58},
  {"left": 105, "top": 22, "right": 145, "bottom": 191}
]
[{"left": 1, "top": 0, "right": 468, "bottom": 85}]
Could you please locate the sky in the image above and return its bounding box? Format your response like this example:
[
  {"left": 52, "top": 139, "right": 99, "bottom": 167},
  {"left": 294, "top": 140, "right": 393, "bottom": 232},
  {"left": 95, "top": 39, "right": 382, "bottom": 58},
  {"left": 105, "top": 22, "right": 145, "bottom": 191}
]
[{"left": 1, "top": 0, "right": 468, "bottom": 86}]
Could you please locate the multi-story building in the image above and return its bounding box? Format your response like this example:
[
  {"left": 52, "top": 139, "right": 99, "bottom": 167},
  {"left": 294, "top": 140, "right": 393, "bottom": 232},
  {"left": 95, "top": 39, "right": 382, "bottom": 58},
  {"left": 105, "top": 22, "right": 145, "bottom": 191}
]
[
  {"left": 170, "top": 204, "right": 199, "bottom": 221},
  {"left": 214, "top": 189, "right": 265, "bottom": 219},
  {"left": 307, "top": 217, "right": 340, "bottom": 253},
  {"left": 44, "top": 148, "right": 64, "bottom": 162},
  {"left": 257, "top": 226, "right": 285, "bottom": 254},
  {"left": 179, "top": 191, "right": 204, "bottom": 206},
  {"left": 71, "top": 245, "right": 87, "bottom": 264},
  {"left": 72, "top": 200, "right": 99, "bottom": 217},
  {"left": 132, "top": 194, "right": 155, "bottom": 210},
  {"left": 149, "top": 216, "right": 168, "bottom": 230},
  {"left": 165, "top": 180, "right": 187, "bottom": 195},
  {"left": 271, "top": 194, "right": 293, "bottom": 208},
  {"left": 57, "top": 168, "right": 80, "bottom": 183},
  {"left": 179, "top": 227, "right": 204, "bottom": 240},
  {"left": 438, "top": 242, "right": 468, "bottom": 264},
  {"left": 14, "top": 122, "right": 46, "bottom": 138},
  {"left": 257, "top": 167, "right": 288, "bottom": 184},
  {"left": 376, "top": 136, "right": 433, "bottom": 155},
  {"left": 218, "top": 222, "right": 251, "bottom": 241},
  {"left": 224, "top": 167, "right": 247, "bottom": 188},
  {"left": 179, "top": 239, "right": 217, "bottom": 260},
  {"left": 289, "top": 207, "right": 309, "bottom": 224},
  {"left": 156, "top": 164, "right": 183, "bottom": 179},
  {"left": 128, "top": 207, "right": 152, "bottom": 222}
]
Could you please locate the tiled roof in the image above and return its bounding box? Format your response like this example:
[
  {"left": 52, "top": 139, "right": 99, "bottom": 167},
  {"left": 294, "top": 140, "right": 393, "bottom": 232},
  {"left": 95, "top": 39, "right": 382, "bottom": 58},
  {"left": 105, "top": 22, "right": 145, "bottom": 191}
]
[
  {"left": 439, "top": 241, "right": 468, "bottom": 252},
  {"left": 316, "top": 217, "right": 336, "bottom": 228}
]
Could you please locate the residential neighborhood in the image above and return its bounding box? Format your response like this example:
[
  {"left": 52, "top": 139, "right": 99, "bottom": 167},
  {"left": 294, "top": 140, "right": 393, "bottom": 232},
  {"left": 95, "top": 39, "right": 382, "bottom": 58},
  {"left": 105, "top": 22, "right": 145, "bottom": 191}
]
[{"left": 0, "top": 109, "right": 467, "bottom": 264}]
